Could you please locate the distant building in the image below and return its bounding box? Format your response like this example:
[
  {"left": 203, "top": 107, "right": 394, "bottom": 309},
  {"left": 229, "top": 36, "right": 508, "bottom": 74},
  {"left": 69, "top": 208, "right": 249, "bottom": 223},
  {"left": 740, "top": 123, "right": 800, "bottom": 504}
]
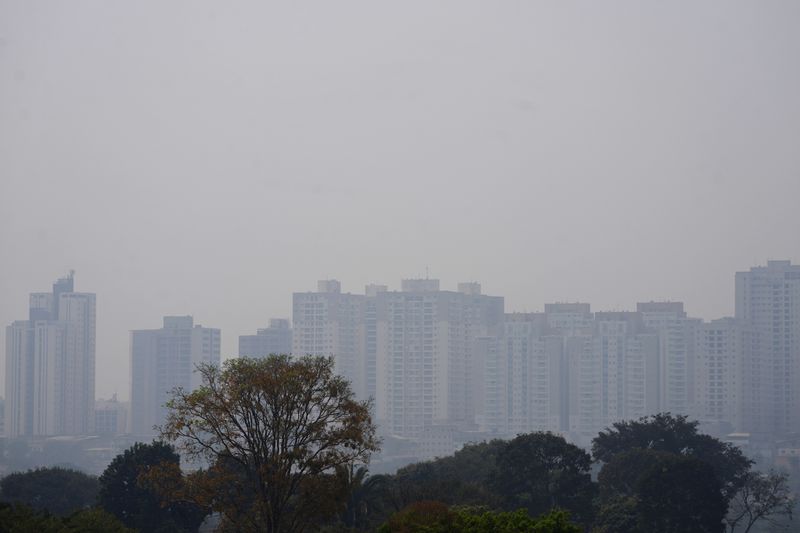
[
  {"left": 735, "top": 260, "right": 800, "bottom": 437},
  {"left": 130, "top": 316, "right": 220, "bottom": 436},
  {"left": 693, "top": 317, "right": 747, "bottom": 434},
  {"left": 238, "top": 319, "right": 292, "bottom": 358},
  {"left": 374, "top": 280, "right": 504, "bottom": 438},
  {"left": 572, "top": 311, "right": 660, "bottom": 440},
  {"left": 95, "top": 395, "right": 128, "bottom": 436},
  {"left": 637, "top": 302, "right": 701, "bottom": 416},
  {"left": 5, "top": 274, "right": 96, "bottom": 437},
  {"left": 482, "top": 313, "right": 565, "bottom": 437},
  {"left": 293, "top": 281, "right": 367, "bottom": 398}
]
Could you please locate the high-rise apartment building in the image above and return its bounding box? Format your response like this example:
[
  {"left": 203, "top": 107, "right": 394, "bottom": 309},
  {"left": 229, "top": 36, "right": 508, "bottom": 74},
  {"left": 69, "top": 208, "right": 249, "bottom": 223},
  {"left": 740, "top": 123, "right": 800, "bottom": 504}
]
[
  {"left": 693, "top": 317, "right": 747, "bottom": 433},
  {"left": 637, "top": 302, "right": 700, "bottom": 416},
  {"left": 5, "top": 274, "right": 96, "bottom": 437},
  {"left": 293, "top": 281, "right": 367, "bottom": 398},
  {"left": 238, "top": 319, "right": 292, "bottom": 358},
  {"left": 735, "top": 260, "right": 800, "bottom": 437},
  {"left": 364, "top": 284, "right": 388, "bottom": 401},
  {"left": 482, "top": 313, "right": 565, "bottom": 437},
  {"left": 571, "top": 312, "right": 659, "bottom": 441},
  {"left": 130, "top": 316, "right": 220, "bottom": 436},
  {"left": 374, "top": 280, "right": 503, "bottom": 438}
]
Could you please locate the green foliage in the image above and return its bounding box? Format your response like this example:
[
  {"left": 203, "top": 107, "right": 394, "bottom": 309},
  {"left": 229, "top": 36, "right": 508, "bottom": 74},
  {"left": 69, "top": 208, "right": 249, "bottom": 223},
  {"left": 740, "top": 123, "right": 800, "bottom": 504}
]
[
  {"left": 594, "top": 417, "right": 738, "bottom": 533},
  {"left": 592, "top": 496, "right": 639, "bottom": 533},
  {"left": 62, "top": 508, "right": 135, "bottom": 532},
  {"left": 377, "top": 502, "right": 581, "bottom": 533},
  {"left": 335, "top": 464, "right": 389, "bottom": 529},
  {"left": 597, "top": 448, "right": 676, "bottom": 501},
  {"left": 0, "top": 466, "right": 98, "bottom": 516},
  {"left": 158, "top": 355, "right": 379, "bottom": 533},
  {"left": 378, "top": 500, "right": 454, "bottom": 532},
  {"left": 489, "top": 432, "right": 595, "bottom": 525},
  {"left": 0, "top": 503, "right": 133, "bottom": 533},
  {"left": 592, "top": 413, "right": 752, "bottom": 503},
  {"left": 97, "top": 441, "right": 206, "bottom": 532},
  {"left": 635, "top": 455, "right": 726, "bottom": 533},
  {"left": 595, "top": 452, "right": 728, "bottom": 533},
  {"left": 0, "top": 502, "right": 63, "bottom": 532}
]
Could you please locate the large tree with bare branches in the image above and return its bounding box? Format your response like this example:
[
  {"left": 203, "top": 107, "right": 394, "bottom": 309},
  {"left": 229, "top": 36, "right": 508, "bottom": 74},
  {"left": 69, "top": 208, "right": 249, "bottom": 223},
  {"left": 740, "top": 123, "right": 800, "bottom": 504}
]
[{"left": 156, "top": 355, "right": 379, "bottom": 533}]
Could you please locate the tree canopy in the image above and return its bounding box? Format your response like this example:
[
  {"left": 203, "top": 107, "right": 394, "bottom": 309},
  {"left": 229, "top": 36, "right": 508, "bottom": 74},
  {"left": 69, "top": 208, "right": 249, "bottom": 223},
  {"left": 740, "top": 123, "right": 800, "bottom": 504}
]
[
  {"left": 0, "top": 503, "right": 133, "bottom": 533},
  {"left": 489, "top": 432, "right": 595, "bottom": 525},
  {"left": 592, "top": 413, "right": 752, "bottom": 502},
  {"left": 98, "top": 441, "right": 206, "bottom": 532},
  {"left": 636, "top": 454, "right": 727, "bottom": 533},
  {"left": 0, "top": 466, "right": 98, "bottom": 516},
  {"left": 157, "top": 355, "right": 379, "bottom": 533},
  {"left": 377, "top": 502, "right": 581, "bottom": 533}
]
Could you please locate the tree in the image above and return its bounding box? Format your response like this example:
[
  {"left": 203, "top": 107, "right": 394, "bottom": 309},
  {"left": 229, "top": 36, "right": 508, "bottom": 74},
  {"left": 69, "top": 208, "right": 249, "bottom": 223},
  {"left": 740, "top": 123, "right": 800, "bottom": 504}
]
[
  {"left": 98, "top": 441, "right": 206, "bottom": 532},
  {"left": 157, "top": 355, "right": 379, "bottom": 533},
  {"left": 636, "top": 454, "right": 727, "bottom": 533},
  {"left": 592, "top": 413, "right": 752, "bottom": 502},
  {"left": 597, "top": 448, "right": 677, "bottom": 501},
  {"left": 593, "top": 496, "right": 640, "bottom": 533},
  {"left": 334, "top": 464, "right": 389, "bottom": 530},
  {"left": 725, "top": 470, "right": 795, "bottom": 533},
  {"left": 63, "top": 508, "right": 136, "bottom": 532},
  {"left": 0, "top": 502, "right": 62, "bottom": 532},
  {"left": 0, "top": 503, "right": 133, "bottom": 533},
  {"left": 377, "top": 503, "right": 581, "bottom": 533},
  {"left": 488, "top": 432, "right": 595, "bottom": 525},
  {"left": 0, "top": 466, "right": 98, "bottom": 516},
  {"left": 377, "top": 500, "right": 454, "bottom": 532}
]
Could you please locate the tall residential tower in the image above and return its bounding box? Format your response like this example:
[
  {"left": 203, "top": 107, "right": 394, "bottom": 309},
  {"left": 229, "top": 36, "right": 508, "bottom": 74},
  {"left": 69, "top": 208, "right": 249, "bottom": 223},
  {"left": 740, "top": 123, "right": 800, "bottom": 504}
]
[
  {"left": 130, "top": 316, "right": 220, "bottom": 436},
  {"left": 5, "top": 274, "right": 96, "bottom": 437}
]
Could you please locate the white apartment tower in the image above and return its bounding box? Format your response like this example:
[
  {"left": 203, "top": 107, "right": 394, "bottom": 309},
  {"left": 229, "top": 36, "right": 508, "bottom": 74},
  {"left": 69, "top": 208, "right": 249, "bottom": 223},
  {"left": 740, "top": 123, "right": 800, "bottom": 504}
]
[
  {"left": 693, "top": 318, "right": 747, "bottom": 433},
  {"left": 374, "top": 280, "right": 503, "bottom": 439},
  {"left": 482, "top": 313, "right": 565, "bottom": 438},
  {"left": 735, "top": 260, "right": 800, "bottom": 437},
  {"left": 637, "top": 302, "right": 700, "bottom": 416},
  {"left": 292, "top": 281, "right": 367, "bottom": 399},
  {"left": 573, "top": 312, "right": 659, "bottom": 440},
  {"left": 130, "top": 316, "right": 220, "bottom": 436},
  {"left": 5, "top": 274, "right": 96, "bottom": 437}
]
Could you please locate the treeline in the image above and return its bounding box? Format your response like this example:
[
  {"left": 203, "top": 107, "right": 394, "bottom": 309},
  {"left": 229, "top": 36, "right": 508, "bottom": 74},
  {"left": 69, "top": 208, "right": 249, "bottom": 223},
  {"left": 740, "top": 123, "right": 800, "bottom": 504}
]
[
  {"left": 0, "top": 356, "right": 794, "bottom": 532},
  {"left": 0, "top": 415, "right": 793, "bottom": 532},
  {"left": 338, "top": 414, "right": 793, "bottom": 532}
]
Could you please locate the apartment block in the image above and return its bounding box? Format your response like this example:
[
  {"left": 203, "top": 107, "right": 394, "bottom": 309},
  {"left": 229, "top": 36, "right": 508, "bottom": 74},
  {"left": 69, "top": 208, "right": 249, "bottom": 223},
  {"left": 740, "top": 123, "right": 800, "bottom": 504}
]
[
  {"left": 374, "top": 280, "right": 503, "bottom": 439},
  {"left": 238, "top": 318, "right": 292, "bottom": 358},
  {"left": 292, "top": 281, "right": 367, "bottom": 398},
  {"left": 5, "top": 274, "right": 96, "bottom": 437},
  {"left": 130, "top": 316, "right": 220, "bottom": 436},
  {"left": 735, "top": 260, "right": 800, "bottom": 436}
]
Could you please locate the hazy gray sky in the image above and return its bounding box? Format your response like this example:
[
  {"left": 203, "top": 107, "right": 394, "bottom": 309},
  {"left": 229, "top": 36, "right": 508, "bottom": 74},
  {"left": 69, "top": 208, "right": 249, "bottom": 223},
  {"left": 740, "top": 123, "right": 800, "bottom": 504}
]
[{"left": 1, "top": 1, "right": 799, "bottom": 400}]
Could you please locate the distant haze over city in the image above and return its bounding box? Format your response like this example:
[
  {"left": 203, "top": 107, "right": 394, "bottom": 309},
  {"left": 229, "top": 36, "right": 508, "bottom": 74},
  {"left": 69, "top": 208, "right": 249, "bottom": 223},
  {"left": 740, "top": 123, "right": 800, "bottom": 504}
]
[{"left": 1, "top": 1, "right": 799, "bottom": 401}]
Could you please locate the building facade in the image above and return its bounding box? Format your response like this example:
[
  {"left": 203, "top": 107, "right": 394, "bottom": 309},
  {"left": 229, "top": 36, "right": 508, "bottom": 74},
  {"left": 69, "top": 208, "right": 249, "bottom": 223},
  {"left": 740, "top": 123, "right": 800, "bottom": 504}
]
[
  {"left": 293, "top": 281, "right": 367, "bottom": 398},
  {"left": 129, "top": 316, "right": 220, "bottom": 436},
  {"left": 238, "top": 318, "right": 292, "bottom": 358},
  {"left": 735, "top": 260, "right": 800, "bottom": 437},
  {"left": 374, "top": 280, "right": 504, "bottom": 439},
  {"left": 4, "top": 274, "right": 96, "bottom": 437}
]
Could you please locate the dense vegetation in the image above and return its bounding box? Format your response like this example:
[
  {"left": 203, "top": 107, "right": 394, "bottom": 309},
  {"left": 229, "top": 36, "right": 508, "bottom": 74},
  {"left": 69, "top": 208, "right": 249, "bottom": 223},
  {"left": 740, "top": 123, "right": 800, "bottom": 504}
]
[{"left": 0, "top": 356, "right": 793, "bottom": 532}]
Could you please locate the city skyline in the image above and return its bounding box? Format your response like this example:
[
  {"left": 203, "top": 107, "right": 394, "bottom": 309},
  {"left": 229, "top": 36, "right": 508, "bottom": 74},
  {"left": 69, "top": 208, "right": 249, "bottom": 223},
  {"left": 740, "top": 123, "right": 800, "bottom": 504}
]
[
  {"left": 1, "top": 259, "right": 794, "bottom": 405},
  {"left": 2, "top": 1, "right": 799, "bottom": 403}
]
